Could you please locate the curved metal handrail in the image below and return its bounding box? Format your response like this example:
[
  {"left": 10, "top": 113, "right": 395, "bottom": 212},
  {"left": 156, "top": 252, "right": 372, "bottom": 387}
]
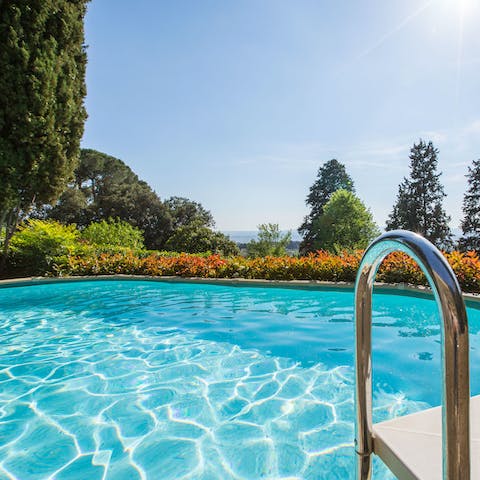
[{"left": 354, "top": 230, "right": 470, "bottom": 480}]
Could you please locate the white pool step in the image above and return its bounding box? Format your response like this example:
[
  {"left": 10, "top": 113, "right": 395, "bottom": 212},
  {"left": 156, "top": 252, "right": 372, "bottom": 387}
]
[{"left": 373, "top": 394, "right": 480, "bottom": 480}]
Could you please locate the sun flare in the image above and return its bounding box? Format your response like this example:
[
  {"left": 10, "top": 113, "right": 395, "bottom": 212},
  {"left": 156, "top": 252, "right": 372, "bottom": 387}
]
[{"left": 448, "top": 0, "right": 477, "bottom": 15}]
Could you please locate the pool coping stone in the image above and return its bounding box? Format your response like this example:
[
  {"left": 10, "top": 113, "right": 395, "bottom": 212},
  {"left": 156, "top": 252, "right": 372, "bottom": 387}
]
[{"left": 0, "top": 274, "right": 479, "bottom": 307}]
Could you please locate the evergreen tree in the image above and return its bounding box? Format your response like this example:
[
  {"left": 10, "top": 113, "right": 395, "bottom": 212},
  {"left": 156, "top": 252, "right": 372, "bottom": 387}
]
[
  {"left": 0, "top": 0, "right": 88, "bottom": 264},
  {"left": 299, "top": 159, "right": 354, "bottom": 254},
  {"left": 45, "top": 149, "right": 224, "bottom": 252},
  {"left": 312, "top": 190, "right": 379, "bottom": 252},
  {"left": 459, "top": 159, "right": 480, "bottom": 252},
  {"left": 386, "top": 140, "right": 452, "bottom": 249},
  {"left": 164, "top": 196, "right": 215, "bottom": 230},
  {"left": 164, "top": 221, "right": 239, "bottom": 256},
  {"left": 47, "top": 149, "right": 173, "bottom": 250}
]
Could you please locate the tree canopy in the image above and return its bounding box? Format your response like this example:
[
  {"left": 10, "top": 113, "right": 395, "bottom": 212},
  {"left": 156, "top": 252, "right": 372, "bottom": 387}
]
[
  {"left": 386, "top": 140, "right": 452, "bottom": 249},
  {"left": 45, "top": 149, "right": 230, "bottom": 253},
  {"left": 164, "top": 222, "right": 239, "bottom": 256},
  {"left": 161, "top": 197, "right": 242, "bottom": 255},
  {"left": 246, "top": 223, "right": 292, "bottom": 257},
  {"left": 47, "top": 149, "right": 173, "bottom": 249},
  {"left": 311, "top": 189, "right": 379, "bottom": 252},
  {"left": 299, "top": 159, "right": 354, "bottom": 254},
  {"left": 0, "top": 0, "right": 88, "bottom": 262},
  {"left": 459, "top": 159, "right": 480, "bottom": 252},
  {"left": 164, "top": 196, "right": 215, "bottom": 230}
]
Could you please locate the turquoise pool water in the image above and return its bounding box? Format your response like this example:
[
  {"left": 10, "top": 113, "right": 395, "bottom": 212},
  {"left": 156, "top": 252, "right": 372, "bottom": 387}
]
[{"left": 0, "top": 280, "right": 479, "bottom": 479}]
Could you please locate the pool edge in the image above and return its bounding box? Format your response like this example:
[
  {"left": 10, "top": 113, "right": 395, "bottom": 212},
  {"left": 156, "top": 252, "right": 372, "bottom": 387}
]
[{"left": 0, "top": 274, "right": 479, "bottom": 306}]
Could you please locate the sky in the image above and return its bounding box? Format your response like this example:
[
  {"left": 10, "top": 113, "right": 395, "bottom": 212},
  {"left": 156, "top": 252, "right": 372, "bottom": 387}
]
[{"left": 82, "top": 0, "right": 480, "bottom": 232}]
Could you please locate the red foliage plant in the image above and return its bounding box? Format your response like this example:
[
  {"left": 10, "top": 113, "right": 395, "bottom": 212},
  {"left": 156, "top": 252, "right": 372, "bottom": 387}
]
[{"left": 58, "top": 249, "right": 480, "bottom": 293}]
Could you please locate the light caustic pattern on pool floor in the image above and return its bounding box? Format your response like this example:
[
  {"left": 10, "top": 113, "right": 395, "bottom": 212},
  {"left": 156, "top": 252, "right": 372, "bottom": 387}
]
[{"left": 0, "top": 305, "right": 425, "bottom": 480}]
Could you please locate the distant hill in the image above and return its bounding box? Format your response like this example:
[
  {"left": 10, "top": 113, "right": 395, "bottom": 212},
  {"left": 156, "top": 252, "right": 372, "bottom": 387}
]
[{"left": 222, "top": 230, "right": 302, "bottom": 243}]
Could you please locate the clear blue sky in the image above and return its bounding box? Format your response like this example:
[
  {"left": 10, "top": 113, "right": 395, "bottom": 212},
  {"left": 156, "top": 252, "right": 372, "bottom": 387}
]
[{"left": 82, "top": 0, "right": 480, "bottom": 231}]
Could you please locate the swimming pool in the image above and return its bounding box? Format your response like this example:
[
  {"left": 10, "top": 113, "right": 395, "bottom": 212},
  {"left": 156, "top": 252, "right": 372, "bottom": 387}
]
[{"left": 0, "top": 280, "right": 479, "bottom": 479}]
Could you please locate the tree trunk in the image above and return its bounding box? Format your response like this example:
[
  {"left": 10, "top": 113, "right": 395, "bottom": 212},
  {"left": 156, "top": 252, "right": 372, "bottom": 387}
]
[{"left": 0, "top": 205, "right": 21, "bottom": 275}]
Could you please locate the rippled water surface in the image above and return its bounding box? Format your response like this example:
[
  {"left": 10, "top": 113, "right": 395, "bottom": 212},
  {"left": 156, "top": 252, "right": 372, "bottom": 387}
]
[{"left": 0, "top": 280, "right": 479, "bottom": 479}]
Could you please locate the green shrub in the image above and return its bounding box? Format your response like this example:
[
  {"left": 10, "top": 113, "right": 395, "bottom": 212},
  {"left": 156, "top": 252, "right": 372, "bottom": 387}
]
[
  {"left": 311, "top": 190, "right": 379, "bottom": 252},
  {"left": 9, "top": 220, "right": 80, "bottom": 275},
  {"left": 246, "top": 223, "right": 292, "bottom": 258},
  {"left": 81, "top": 218, "right": 145, "bottom": 249}
]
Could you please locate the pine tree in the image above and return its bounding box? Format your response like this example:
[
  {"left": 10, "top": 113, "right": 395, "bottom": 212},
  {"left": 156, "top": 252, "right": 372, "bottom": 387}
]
[
  {"left": 299, "top": 159, "right": 354, "bottom": 254},
  {"left": 459, "top": 159, "right": 480, "bottom": 252},
  {"left": 47, "top": 149, "right": 173, "bottom": 250},
  {"left": 0, "top": 0, "right": 88, "bottom": 264},
  {"left": 386, "top": 140, "right": 452, "bottom": 249}
]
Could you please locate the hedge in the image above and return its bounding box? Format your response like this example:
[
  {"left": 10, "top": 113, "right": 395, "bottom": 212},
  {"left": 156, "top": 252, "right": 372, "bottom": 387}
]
[{"left": 56, "top": 250, "right": 480, "bottom": 293}]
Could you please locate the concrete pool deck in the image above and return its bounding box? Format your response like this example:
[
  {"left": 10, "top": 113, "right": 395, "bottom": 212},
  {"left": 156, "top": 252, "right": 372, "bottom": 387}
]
[{"left": 374, "top": 394, "right": 480, "bottom": 479}]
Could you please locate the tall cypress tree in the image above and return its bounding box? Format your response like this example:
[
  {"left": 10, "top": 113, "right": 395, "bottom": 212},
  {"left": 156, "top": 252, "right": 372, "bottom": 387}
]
[
  {"left": 0, "top": 0, "right": 88, "bottom": 263},
  {"left": 459, "top": 159, "right": 480, "bottom": 252},
  {"left": 386, "top": 140, "right": 452, "bottom": 249},
  {"left": 299, "top": 159, "right": 354, "bottom": 254}
]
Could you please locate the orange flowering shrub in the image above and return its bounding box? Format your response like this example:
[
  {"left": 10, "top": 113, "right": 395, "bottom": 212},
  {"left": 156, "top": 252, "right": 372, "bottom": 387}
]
[
  {"left": 376, "top": 252, "right": 426, "bottom": 285},
  {"left": 444, "top": 251, "right": 480, "bottom": 293},
  {"left": 57, "top": 249, "right": 480, "bottom": 293}
]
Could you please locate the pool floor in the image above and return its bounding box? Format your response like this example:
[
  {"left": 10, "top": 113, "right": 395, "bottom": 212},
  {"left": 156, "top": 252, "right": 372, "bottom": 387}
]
[{"left": 0, "top": 280, "right": 478, "bottom": 479}]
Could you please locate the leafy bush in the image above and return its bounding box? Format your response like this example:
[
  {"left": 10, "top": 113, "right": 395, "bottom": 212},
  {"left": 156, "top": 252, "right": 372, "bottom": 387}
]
[
  {"left": 7, "top": 222, "right": 480, "bottom": 294},
  {"left": 56, "top": 249, "right": 480, "bottom": 293},
  {"left": 246, "top": 224, "right": 292, "bottom": 258},
  {"left": 311, "top": 190, "right": 379, "bottom": 252},
  {"left": 81, "top": 218, "right": 145, "bottom": 249},
  {"left": 9, "top": 220, "right": 80, "bottom": 275}
]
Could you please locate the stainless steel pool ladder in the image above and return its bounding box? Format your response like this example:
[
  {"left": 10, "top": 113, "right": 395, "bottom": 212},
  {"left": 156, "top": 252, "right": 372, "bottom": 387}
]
[{"left": 354, "top": 230, "right": 470, "bottom": 480}]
